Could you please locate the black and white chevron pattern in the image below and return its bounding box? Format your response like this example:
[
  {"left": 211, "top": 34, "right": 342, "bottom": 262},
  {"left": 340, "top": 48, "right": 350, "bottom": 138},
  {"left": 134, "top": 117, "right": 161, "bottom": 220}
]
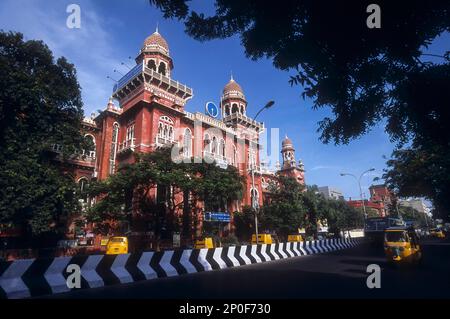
[{"left": 0, "top": 237, "right": 362, "bottom": 299}]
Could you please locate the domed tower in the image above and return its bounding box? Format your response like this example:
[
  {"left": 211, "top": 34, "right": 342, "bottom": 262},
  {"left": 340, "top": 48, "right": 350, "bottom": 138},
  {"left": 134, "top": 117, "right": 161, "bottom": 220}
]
[
  {"left": 221, "top": 75, "right": 247, "bottom": 118},
  {"left": 221, "top": 75, "right": 262, "bottom": 133},
  {"left": 281, "top": 135, "right": 296, "bottom": 168},
  {"left": 136, "top": 28, "right": 173, "bottom": 78},
  {"left": 279, "top": 135, "right": 305, "bottom": 185}
]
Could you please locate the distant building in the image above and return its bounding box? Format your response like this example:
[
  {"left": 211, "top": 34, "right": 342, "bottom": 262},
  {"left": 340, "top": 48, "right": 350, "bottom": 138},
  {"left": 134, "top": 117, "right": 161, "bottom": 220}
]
[
  {"left": 318, "top": 186, "right": 344, "bottom": 200},
  {"left": 399, "top": 198, "right": 430, "bottom": 215},
  {"left": 369, "top": 184, "right": 395, "bottom": 208},
  {"left": 346, "top": 184, "right": 396, "bottom": 217}
]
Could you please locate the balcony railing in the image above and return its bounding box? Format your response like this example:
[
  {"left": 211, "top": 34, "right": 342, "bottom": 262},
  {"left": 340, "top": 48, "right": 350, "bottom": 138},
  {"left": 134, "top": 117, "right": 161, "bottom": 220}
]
[
  {"left": 155, "top": 136, "right": 175, "bottom": 148},
  {"left": 118, "top": 138, "right": 136, "bottom": 153},
  {"left": 203, "top": 151, "right": 229, "bottom": 167}
]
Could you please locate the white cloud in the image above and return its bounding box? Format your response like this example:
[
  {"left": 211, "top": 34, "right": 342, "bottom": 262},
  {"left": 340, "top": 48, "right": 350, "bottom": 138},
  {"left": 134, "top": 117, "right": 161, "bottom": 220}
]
[
  {"left": 310, "top": 165, "right": 341, "bottom": 171},
  {"left": 0, "top": 0, "right": 126, "bottom": 114}
]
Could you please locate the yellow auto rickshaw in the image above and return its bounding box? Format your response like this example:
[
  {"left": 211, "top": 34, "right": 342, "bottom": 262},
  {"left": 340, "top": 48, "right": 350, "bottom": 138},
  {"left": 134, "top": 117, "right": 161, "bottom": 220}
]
[
  {"left": 384, "top": 227, "right": 422, "bottom": 265},
  {"left": 430, "top": 228, "right": 445, "bottom": 239},
  {"left": 106, "top": 236, "right": 129, "bottom": 255}
]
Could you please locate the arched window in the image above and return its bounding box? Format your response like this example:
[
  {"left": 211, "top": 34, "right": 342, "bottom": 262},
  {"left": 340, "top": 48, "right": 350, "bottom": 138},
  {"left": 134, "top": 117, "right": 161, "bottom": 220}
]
[
  {"left": 224, "top": 104, "right": 230, "bottom": 116},
  {"left": 126, "top": 124, "right": 135, "bottom": 146},
  {"left": 204, "top": 134, "right": 211, "bottom": 153},
  {"left": 219, "top": 139, "right": 225, "bottom": 158},
  {"left": 158, "top": 116, "right": 174, "bottom": 143},
  {"left": 147, "top": 59, "right": 157, "bottom": 71},
  {"left": 240, "top": 104, "right": 245, "bottom": 114},
  {"left": 183, "top": 128, "right": 192, "bottom": 158},
  {"left": 109, "top": 123, "right": 119, "bottom": 175},
  {"left": 158, "top": 62, "right": 166, "bottom": 76},
  {"left": 232, "top": 145, "right": 237, "bottom": 166},
  {"left": 232, "top": 103, "right": 239, "bottom": 114},
  {"left": 83, "top": 134, "right": 96, "bottom": 158},
  {"left": 79, "top": 177, "right": 89, "bottom": 203},
  {"left": 211, "top": 136, "right": 218, "bottom": 154}
]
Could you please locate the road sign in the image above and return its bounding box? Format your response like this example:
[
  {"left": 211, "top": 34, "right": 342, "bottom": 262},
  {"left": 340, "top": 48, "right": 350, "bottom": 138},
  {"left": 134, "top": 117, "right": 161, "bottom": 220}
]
[
  {"left": 205, "top": 101, "right": 219, "bottom": 118},
  {"left": 204, "top": 212, "right": 230, "bottom": 223}
]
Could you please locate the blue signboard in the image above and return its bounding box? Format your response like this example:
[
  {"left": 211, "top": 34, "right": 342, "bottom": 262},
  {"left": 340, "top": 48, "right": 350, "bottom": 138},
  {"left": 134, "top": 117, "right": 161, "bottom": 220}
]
[
  {"left": 204, "top": 212, "right": 230, "bottom": 223},
  {"left": 113, "top": 62, "right": 143, "bottom": 93},
  {"left": 205, "top": 101, "right": 219, "bottom": 118}
]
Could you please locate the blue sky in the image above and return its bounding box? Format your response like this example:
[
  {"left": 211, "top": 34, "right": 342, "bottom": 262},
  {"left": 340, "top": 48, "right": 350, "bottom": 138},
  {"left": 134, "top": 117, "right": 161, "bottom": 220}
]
[{"left": 1, "top": 0, "right": 448, "bottom": 202}]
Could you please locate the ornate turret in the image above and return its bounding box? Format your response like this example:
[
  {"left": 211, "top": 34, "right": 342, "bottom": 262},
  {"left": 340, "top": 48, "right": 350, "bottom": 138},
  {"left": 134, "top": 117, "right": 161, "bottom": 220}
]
[
  {"left": 135, "top": 28, "right": 173, "bottom": 77},
  {"left": 221, "top": 75, "right": 247, "bottom": 117},
  {"left": 221, "top": 75, "right": 262, "bottom": 132},
  {"left": 279, "top": 135, "right": 305, "bottom": 185},
  {"left": 112, "top": 28, "right": 192, "bottom": 108}
]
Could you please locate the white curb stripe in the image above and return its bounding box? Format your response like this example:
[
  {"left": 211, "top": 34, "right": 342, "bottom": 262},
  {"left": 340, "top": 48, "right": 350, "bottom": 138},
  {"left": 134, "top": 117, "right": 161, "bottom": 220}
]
[
  {"left": 0, "top": 259, "right": 34, "bottom": 299},
  {"left": 226, "top": 246, "right": 241, "bottom": 267},
  {"left": 212, "top": 247, "right": 227, "bottom": 269},
  {"left": 44, "top": 257, "right": 71, "bottom": 294},
  {"left": 197, "top": 249, "right": 213, "bottom": 271},
  {"left": 81, "top": 255, "right": 104, "bottom": 288},
  {"left": 250, "top": 245, "right": 262, "bottom": 263},
  {"left": 278, "top": 243, "right": 288, "bottom": 258},
  {"left": 260, "top": 244, "right": 271, "bottom": 261},
  {"left": 110, "top": 254, "right": 133, "bottom": 284},
  {"left": 137, "top": 252, "right": 157, "bottom": 280},
  {"left": 160, "top": 251, "right": 178, "bottom": 277},
  {"left": 180, "top": 250, "right": 197, "bottom": 274},
  {"left": 239, "top": 246, "right": 252, "bottom": 265}
]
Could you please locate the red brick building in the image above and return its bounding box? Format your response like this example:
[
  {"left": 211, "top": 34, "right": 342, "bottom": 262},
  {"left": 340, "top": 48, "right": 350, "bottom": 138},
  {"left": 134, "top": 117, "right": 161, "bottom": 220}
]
[
  {"left": 60, "top": 30, "right": 305, "bottom": 240},
  {"left": 347, "top": 184, "right": 395, "bottom": 217}
]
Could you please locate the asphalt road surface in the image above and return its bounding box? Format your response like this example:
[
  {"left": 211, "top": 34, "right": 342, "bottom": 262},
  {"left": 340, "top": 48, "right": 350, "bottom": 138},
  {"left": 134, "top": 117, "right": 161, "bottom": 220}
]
[{"left": 45, "top": 238, "right": 450, "bottom": 299}]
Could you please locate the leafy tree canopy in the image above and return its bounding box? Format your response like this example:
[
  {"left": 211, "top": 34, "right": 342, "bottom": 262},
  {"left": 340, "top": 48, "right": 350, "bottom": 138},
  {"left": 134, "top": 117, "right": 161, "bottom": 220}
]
[
  {"left": 150, "top": 0, "right": 449, "bottom": 144},
  {"left": 87, "top": 148, "right": 244, "bottom": 235},
  {"left": 0, "top": 31, "right": 85, "bottom": 239},
  {"left": 150, "top": 0, "right": 450, "bottom": 221}
]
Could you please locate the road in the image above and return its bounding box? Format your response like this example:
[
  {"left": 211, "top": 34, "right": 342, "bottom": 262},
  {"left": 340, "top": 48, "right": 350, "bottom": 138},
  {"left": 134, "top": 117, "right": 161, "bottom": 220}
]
[{"left": 45, "top": 238, "right": 450, "bottom": 299}]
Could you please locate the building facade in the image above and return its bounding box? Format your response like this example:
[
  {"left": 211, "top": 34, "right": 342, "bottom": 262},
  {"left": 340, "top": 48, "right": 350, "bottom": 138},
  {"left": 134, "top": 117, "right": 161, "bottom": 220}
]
[
  {"left": 62, "top": 30, "right": 305, "bottom": 241},
  {"left": 346, "top": 184, "right": 395, "bottom": 217},
  {"left": 399, "top": 198, "right": 430, "bottom": 215},
  {"left": 318, "top": 186, "right": 344, "bottom": 200}
]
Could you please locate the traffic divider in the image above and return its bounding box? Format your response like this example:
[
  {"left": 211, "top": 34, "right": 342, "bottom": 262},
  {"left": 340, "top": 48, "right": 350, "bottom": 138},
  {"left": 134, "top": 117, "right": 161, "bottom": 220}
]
[{"left": 0, "top": 237, "right": 364, "bottom": 299}]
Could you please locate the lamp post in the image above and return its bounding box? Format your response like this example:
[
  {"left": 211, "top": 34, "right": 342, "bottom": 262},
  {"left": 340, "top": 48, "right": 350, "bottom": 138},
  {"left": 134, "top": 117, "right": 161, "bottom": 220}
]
[
  {"left": 340, "top": 168, "right": 375, "bottom": 219},
  {"left": 249, "top": 101, "right": 275, "bottom": 244}
]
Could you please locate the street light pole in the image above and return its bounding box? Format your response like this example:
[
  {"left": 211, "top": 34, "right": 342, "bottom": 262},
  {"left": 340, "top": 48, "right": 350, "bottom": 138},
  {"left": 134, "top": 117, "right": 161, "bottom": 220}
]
[
  {"left": 340, "top": 168, "right": 375, "bottom": 220},
  {"left": 249, "top": 101, "right": 275, "bottom": 245}
]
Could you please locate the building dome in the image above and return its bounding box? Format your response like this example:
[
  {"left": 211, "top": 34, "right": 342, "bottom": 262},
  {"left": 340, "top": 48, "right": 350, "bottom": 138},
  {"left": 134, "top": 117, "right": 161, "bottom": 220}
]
[
  {"left": 143, "top": 31, "right": 169, "bottom": 53},
  {"left": 282, "top": 135, "right": 293, "bottom": 147},
  {"left": 223, "top": 78, "right": 243, "bottom": 94},
  {"left": 222, "top": 76, "right": 246, "bottom": 102}
]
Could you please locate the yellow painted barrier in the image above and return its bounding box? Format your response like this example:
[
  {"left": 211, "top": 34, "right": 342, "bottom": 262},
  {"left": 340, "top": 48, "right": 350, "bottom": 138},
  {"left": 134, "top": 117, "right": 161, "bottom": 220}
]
[
  {"left": 287, "top": 234, "right": 303, "bottom": 242},
  {"left": 252, "top": 234, "right": 272, "bottom": 244},
  {"left": 195, "top": 237, "right": 214, "bottom": 249}
]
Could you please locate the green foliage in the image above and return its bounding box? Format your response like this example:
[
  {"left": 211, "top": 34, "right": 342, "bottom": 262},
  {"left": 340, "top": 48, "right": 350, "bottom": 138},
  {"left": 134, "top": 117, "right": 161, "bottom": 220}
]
[
  {"left": 259, "top": 179, "right": 363, "bottom": 239},
  {"left": 190, "top": 159, "right": 244, "bottom": 211},
  {"left": 220, "top": 234, "right": 239, "bottom": 247},
  {"left": 397, "top": 205, "right": 432, "bottom": 228},
  {"left": 384, "top": 145, "right": 450, "bottom": 222},
  {"left": 150, "top": 0, "right": 450, "bottom": 228},
  {"left": 87, "top": 148, "right": 244, "bottom": 237},
  {"left": 0, "top": 31, "right": 84, "bottom": 239},
  {"left": 260, "top": 176, "right": 306, "bottom": 240},
  {"left": 233, "top": 206, "right": 255, "bottom": 242}
]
